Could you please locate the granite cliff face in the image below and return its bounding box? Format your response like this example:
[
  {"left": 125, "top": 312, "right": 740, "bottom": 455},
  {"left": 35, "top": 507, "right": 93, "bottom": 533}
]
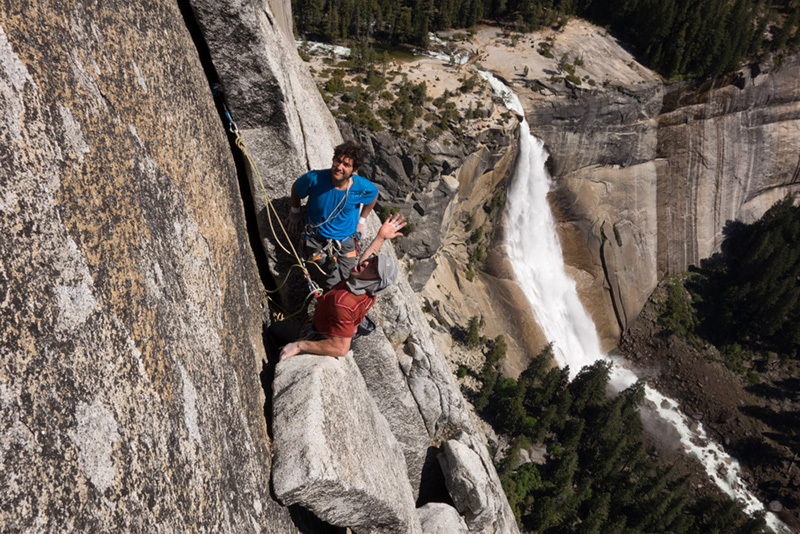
[
  {"left": 474, "top": 22, "right": 800, "bottom": 349},
  {"left": 0, "top": 0, "right": 291, "bottom": 530},
  {"left": 1, "top": 0, "right": 518, "bottom": 531},
  {"left": 536, "top": 57, "right": 800, "bottom": 348}
]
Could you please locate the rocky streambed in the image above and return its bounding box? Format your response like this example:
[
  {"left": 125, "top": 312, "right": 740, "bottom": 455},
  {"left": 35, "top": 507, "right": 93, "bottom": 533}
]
[{"left": 621, "top": 279, "right": 800, "bottom": 531}]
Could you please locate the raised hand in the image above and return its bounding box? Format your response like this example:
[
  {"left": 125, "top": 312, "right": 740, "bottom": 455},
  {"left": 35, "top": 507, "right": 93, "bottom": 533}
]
[{"left": 378, "top": 213, "right": 407, "bottom": 240}]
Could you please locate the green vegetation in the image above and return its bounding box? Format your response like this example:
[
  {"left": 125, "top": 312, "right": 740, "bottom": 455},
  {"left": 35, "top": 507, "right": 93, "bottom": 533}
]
[
  {"left": 294, "top": 0, "right": 800, "bottom": 79},
  {"left": 324, "top": 69, "right": 346, "bottom": 93},
  {"left": 466, "top": 315, "right": 482, "bottom": 348},
  {"left": 690, "top": 196, "right": 800, "bottom": 360},
  {"left": 537, "top": 38, "right": 555, "bottom": 59},
  {"left": 459, "top": 73, "right": 481, "bottom": 93},
  {"left": 474, "top": 335, "right": 507, "bottom": 410},
  {"left": 473, "top": 344, "right": 765, "bottom": 532},
  {"left": 652, "top": 196, "right": 800, "bottom": 372},
  {"left": 374, "top": 79, "right": 427, "bottom": 131},
  {"left": 468, "top": 227, "right": 482, "bottom": 244},
  {"left": 660, "top": 275, "right": 699, "bottom": 341},
  {"left": 487, "top": 186, "right": 506, "bottom": 215}
]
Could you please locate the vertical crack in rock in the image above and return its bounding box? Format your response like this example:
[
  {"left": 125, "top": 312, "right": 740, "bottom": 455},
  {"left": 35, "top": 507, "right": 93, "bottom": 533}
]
[
  {"left": 176, "top": 0, "right": 279, "bottom": 306},
  {"left": 599, "top": 222, "right": 626, "bottom": 332},
  {"left": 790, "top": 154, "right": 800, "bottom": 185}
]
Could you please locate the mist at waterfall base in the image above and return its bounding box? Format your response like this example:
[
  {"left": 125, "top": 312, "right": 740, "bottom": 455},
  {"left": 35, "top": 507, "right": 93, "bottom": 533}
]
[{"left": 478, "top": 70, "right": 789, "bottom": 533}]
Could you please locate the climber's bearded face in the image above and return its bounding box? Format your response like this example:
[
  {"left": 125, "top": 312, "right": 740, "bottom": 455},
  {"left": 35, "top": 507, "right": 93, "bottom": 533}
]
[{"left": 331, "top": 155, "right": 356, "bottom": 183}]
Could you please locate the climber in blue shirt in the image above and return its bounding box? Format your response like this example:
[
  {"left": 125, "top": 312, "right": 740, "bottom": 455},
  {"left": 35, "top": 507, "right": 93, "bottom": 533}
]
[{"left": 287, "top": 141, "right": 379, "bottom": 289}]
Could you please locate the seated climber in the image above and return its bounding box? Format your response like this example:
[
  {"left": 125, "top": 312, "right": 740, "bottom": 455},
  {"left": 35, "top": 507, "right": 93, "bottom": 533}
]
[
  {"left": 272, "top": 213, "right": 406, "bottom": 360},
  {"left": 287, "top": 140, "right": 379, "bottom": 290}
]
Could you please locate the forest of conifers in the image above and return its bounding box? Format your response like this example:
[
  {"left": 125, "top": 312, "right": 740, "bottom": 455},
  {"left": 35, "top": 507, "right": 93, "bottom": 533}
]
[
  {"left": 467, "top": 198, "right": 800, "bottom": 532},
  {"left": 292, "top": 0, "right": 800, "bottom": 77}
]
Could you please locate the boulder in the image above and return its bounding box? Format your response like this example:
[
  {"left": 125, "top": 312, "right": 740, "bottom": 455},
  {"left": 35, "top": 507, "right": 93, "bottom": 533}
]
[
  {"left": 351, "top": 327, "right": 431, "bottom": 499},
  {"left": 374, "top": 265, "right": 520, "bottom": 533},
  {"left": 417, "top": 503, "right": 469, "bottom": 534},
  {"left": 271, "top": 354, "right": 422, "bottom": 534},
  {"left": 438, "top": 434, "right": 518, "bottom": 534}
]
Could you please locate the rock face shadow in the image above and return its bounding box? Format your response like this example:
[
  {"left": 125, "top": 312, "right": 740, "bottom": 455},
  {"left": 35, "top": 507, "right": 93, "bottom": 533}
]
[
  {"left": 416, "top": 445, "right": 455, "bottom": 508},
  {"left": 261, "top": 325, "right": 279, "bottom": 441},
  {"left": 288, "top": 505, "right": 345, "bottom": 534}
]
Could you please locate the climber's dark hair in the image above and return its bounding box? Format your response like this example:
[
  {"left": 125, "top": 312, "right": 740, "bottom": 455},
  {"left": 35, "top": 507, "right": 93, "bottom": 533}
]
[{"left": 333, "top": 140, "right": 364, "bottom": 171}]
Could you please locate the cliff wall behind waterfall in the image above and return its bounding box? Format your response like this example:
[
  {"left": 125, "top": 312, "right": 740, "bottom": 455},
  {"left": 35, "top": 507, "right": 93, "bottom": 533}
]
[
  {"left": 0, "top": 0, "right": 518, "bottom": 532},
  {"left": 474, "top": 22, "right": 800, "bottom": 349},
  {"left": 539, "top": 57, "right": 800, "bottom": 347}
]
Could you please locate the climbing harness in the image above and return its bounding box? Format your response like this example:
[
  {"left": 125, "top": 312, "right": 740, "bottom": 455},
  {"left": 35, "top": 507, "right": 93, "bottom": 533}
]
[
  {"left": 305, "top": 230, "right": 360, "bottom": 267},
  {"left": 212, "top": 84, "right": 323, "bottom": 319}
]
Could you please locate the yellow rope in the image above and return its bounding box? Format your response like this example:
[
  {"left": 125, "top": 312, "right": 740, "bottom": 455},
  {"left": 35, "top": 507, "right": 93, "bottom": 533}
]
[
  {"left": 232, "top": 131, "right": 323, "bottom": 301},
  {"left": 265, "top": 292, "right": 316, "bottom": 322}
]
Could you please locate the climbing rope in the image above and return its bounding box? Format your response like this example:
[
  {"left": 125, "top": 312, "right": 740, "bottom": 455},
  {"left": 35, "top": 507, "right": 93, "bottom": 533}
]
[{"left": 212, "top": 84, "right": 323, "bottom": 316}]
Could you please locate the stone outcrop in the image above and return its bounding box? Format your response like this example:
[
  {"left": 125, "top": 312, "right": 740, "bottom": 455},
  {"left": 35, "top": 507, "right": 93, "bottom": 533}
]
[
  {"left": 417, "top": 502, "right": 469, "bottom": 533},
  {"left": 655, "top": 59, "right": 800, "bottom": 274},
  {"left": 189, "top": 0, "right": 340, "bottom": 172},
  {"left": 271, "top": 355, "right": 422, "bottom": 534},
  {"left": 537, "top": 57, "right": 800, "bottom": 348},
  {"left": 439, "top": 433, "right": 517, "bottom": 532},
  {"left": 0, "top": 0, "right": 295, "bottom": 530},
  {"left": 350, "top": 326, "right": 431, "bottom": 499},
  {"left": 371, "top": 238, "right": 521, "bottom": 533}
]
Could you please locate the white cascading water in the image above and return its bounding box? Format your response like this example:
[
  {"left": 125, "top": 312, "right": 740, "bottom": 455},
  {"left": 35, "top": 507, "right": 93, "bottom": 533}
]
[{"left": 479, "top": 70, "right": 789, "bottom": 533}]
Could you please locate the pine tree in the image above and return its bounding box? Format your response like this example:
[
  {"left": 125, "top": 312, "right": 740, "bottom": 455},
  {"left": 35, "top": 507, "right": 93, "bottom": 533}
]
[
  {"left": 698, "top": 197, "right": 800, "bottom": 357},
  {"left": 569, "top": 359, "right": 611, "bottom": 414}
]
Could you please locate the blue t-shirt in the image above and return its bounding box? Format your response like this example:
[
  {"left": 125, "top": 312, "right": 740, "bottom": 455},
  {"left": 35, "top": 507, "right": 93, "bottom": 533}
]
[{"left": 294, "top": 169, "right": 379, "bottom": 240}]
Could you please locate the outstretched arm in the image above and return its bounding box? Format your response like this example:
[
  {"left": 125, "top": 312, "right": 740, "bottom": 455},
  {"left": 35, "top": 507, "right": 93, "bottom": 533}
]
[
  {"left": 359, "top": 213, "right": 406, "bottom": 262},
  {"left": 279, "top": 335, "right": 352, "bottom": 361}
]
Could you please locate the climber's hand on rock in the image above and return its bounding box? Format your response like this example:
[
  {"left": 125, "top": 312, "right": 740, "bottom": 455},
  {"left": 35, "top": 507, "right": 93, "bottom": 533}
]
[{"left": 280, "top": 342, "right": 301, "bottom": 361}]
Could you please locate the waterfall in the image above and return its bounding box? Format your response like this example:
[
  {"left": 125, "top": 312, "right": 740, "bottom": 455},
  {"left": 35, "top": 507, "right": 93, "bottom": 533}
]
[{"left": 479, "top": 70, "right": 789, "bottom": 533}]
